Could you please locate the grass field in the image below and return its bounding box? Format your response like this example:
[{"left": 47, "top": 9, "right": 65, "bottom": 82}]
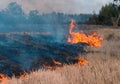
[{"left": 1, "top": 26, "right": 120, "bottom": 84}]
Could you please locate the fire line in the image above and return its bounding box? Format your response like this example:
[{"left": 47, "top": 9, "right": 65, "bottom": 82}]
[{"left": 68, "top": 19, "right": 103, "bottom": 47}]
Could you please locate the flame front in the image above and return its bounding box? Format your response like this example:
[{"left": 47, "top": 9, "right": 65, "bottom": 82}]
[
  {"left": 0, "top": 74, "right": 9, "bottom": 84},
  {"left": 68, "top": 19, "right": 102, "bottom": 47},
  {"left": 77, "top": 57, "right": 88, "bottom": 66}
]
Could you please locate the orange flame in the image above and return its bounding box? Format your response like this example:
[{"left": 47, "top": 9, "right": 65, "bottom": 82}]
[
  {"left": 19, "top": 71, "right": 29, "bottom": 79},
  {"left": 19, "top": 74, "right": 25, "bottom": 79},
  {"left": 0, "top": 74, "right": 9, "bottom": 84},
  {"left": 53, "top": 60, "right": 62, "bottom": 66},
  {"left": 68, "top": 19, "right": 103, "bottom": 47},
  {"left": 77, "top": 57, "right": 88, "bottom": 66}
]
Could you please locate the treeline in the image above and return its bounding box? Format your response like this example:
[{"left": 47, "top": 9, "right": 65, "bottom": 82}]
[
  {"left": 0, "top": 2, "right": 91, "bottom": 25},
  {"left": 88, "top": 0, "right": 120, "bottom": 26}
]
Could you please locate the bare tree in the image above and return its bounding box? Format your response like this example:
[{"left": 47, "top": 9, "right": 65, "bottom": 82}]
[{"left": 112, "top": 0, "right": 120, "bottom": 26}]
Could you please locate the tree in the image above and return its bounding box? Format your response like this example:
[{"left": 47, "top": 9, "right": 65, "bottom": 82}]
[
  {"left": 111, "top": 0, "right": 120, "bottom": 26},
  {"left": 7, "top": 2, "right": 24, "bottom": 15},
  {"left": 87, "top": 11, "right": 99, "bottom": 25},
  {"left": 28, "top": 10, "right": 42, "bottom": 24},
  {"left": 1, "top": 2, "right": 26, "bottom": 24},
  {"left": 98, "top": 0, "right": 120, "bottom": 26}
]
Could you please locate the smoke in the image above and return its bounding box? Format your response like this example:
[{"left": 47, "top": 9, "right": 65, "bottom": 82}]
[
  {"left": 14, "top": 0, "right": 79, "bottom": 14},
  {"left": 0, "top": 0, "right": 113, "bottom": 14},
  {"left": 0, "top": 0, "right": 113, "bottom": 42}
]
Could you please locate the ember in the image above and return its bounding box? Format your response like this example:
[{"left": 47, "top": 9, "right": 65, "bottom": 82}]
[
  {"left": 53, "top": 59, "right": 62, "bottom": 66},
  {"left": 77, "top": 57, "right": 88, "bottom": 66},
  {"left": 19, "top": 71, "right": 28, "bottom": 79},
  {"left": 68, "top": 19, "right": 103, "bottom": 47},
  {"left": 0, "top": 74, "right": 9, "bottom": 84}
]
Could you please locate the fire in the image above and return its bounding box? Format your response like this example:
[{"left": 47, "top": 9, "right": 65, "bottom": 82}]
[
  {"left": 0, "top": 19, "right": 102, "bottom": 83},
  {"left": 53, "top": 59, "right": 62, "bottom": 66},
  {"left": 77, "top": 57, "right": 88, "bottom": 66},
  {"left": 0, "top": 74, "right": 9, "bottom": 84},
  {"left": 68, "top": 19, "right": 103, "bottom": 47},
  {"left": 19, "top": 71, "right": 28, "bottom": 79},
  {"left": 19, "top": 74, "right": 26, "bottom": 79}
]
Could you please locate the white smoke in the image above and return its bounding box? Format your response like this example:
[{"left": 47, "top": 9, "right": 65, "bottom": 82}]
[{"left": 0, "top": 0, "right": 113, "bottom": 14}]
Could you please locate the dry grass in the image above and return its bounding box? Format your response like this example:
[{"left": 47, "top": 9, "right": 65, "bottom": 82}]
[
  {"left": 5, "top": 56, "right": 120, "bottom": 84},
  {"left": 1, "top": 27, "right": 120, "bottom": 84}
]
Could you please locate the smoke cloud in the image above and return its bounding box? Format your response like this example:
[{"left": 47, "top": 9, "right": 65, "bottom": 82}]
[{"left": 0, "top": 0, "right": 112, "bottom": 14}]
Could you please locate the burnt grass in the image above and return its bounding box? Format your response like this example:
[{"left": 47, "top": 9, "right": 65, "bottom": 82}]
[
  {"left": 0, "top": 33, "right": 88, "bottom": 77},
  {"left": 1, "top": 26, "right": 119, "bottom": 84}
]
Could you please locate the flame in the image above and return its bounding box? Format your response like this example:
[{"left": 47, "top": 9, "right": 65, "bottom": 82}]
[
  {"left": 77, "top": 57, "right": 88, "bottom": 66},
  {"left": 68, "top": 19, "right": 103, "bottom": 47},
  {"left": 19, "top": 74, "right": 25, "bottom": 79},
  {"left": 0, "top": 19, "right": 102, "bottom": 82},
  {"left": 0, "top": 74, "right": 9, "bottom": 84},
  {"left": 53, "top": 59, "right": 62, "bottom": 66},
  {"left": 19, "top": 71, "right": 28, "bottom": 79}
]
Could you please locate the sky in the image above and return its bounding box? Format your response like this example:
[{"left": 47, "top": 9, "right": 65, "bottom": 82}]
[{"left": 0, "top": 0, "right": 113, "bottom": 14}]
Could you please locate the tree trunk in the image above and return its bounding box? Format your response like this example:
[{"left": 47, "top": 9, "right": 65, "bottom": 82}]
[{"left": 111, "top": 14, "right": 120, "bottom": 27}]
